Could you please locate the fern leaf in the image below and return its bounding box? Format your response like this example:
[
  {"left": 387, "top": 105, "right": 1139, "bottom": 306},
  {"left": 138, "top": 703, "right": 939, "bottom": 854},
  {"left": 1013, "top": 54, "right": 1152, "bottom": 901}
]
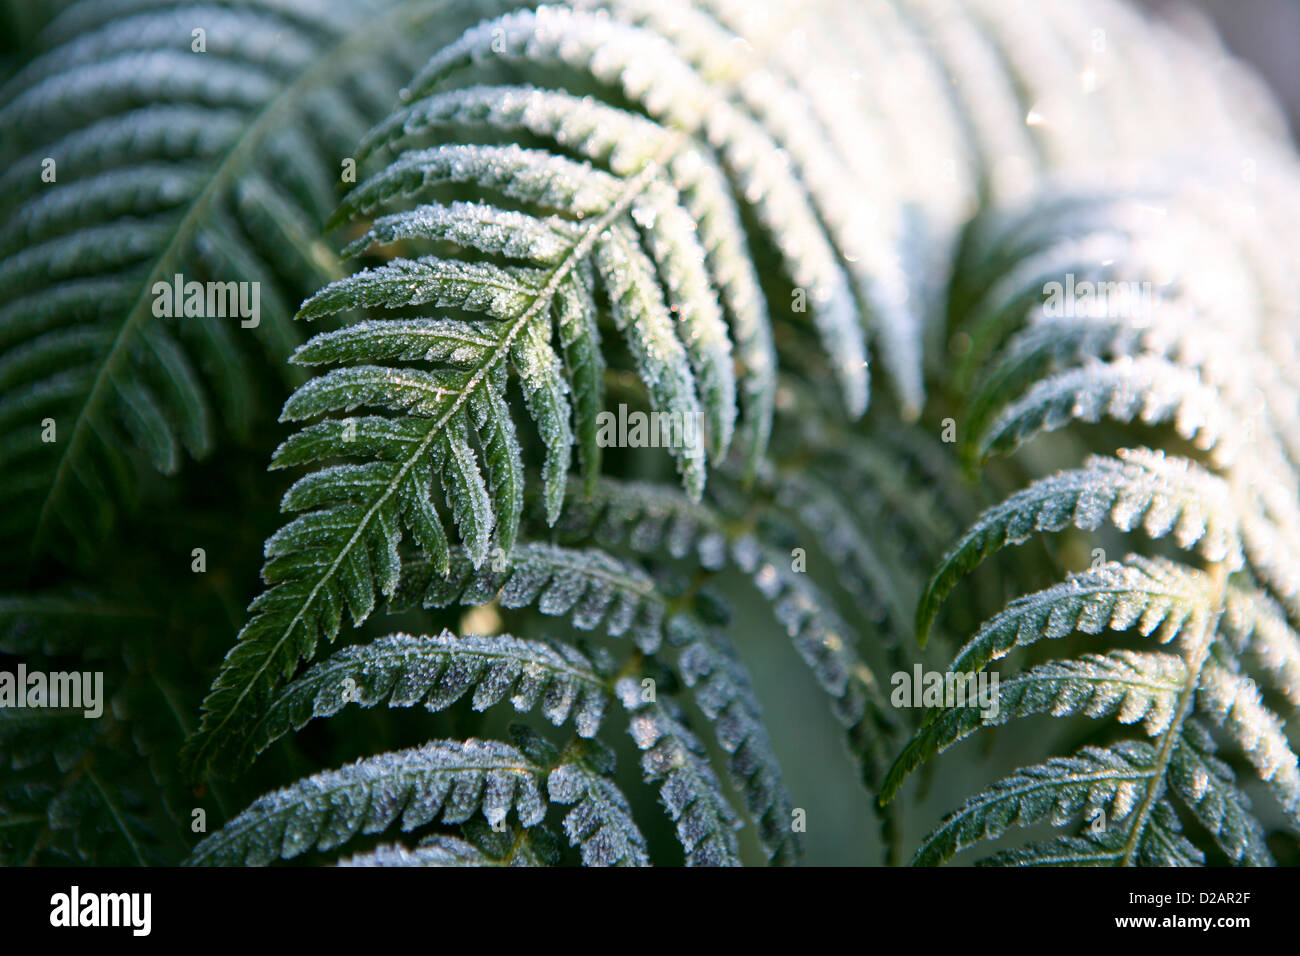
[
  {"left": 912, "top": 742, "right": 1157, "bottom": 866},
  {"left": 1170, "top": 719, "right": 1273, "bottom": 866},
  {"left": 189, "top": 102, "right": 748, "bottom": 767},
  {"left": 945, "top": 557, "right": 1214, "bottom": 677},
  {"left": 883, "top": 650, "right": 1186, "bottom": 805},
  {"left": 187, "top": 738, "right": 547, "bottom": 866},
  {"left": 383, "top": 7, "right": 872, "bottom": 414},
  {"left": 965, "top": 311, "right": 1293, "bottom": 471},
  {"left": 545, "top": 742, "right": 649, "bottom": 867},
  {"left": 1198, "top": 661, "right": 1300, "bottom": 825},
  {"left": 359, "top": 82, "right": 776, "bottom": 471},
  {"left": 916, "top": 449, "right": 1242, "bottom": 644},
  {"left": 1220, "top": 584, "right": 1300, "bottom": 707},
  {"left": 0, "top": 0, "right": 440, "bottom": 562},
  {"left": 977, "top": 357, "right": 1240, "bottom": 467},
  {"left": 975, "top": 800, "right": 1204, "bottom": 867},
  {"left": 236, "top": 631, "right": 614, "bottom": 769},
  {"left": 397, "top": 542, "right": 667, "bottom": 653},
  {"left": 617, "top": 677, "right": 742, "bottom": 866}
]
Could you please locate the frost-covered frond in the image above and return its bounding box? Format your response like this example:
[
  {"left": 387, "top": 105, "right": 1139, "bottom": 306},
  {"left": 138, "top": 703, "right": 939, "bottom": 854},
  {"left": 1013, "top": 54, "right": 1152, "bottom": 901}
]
[
  {"left": 351, "top": 4, "right": 915, "bottom": 420},
  {"left": 188, "top": 736, "right": 549, "bottom": 865},
  {"left": 943, "top": 557, "right": 1215, "bottom": 677},
  {"left": 977, "top": 356, "right": 1242, "bottom": 468},
  {"left": 616, "top": 677, "right": 742, "bottom": 866},
  {"left": 903, "top": 171, "right": 1300, "bottom": 863},
  {"left": 899, "top": 476, "right": 1298, "bottom": 865},
  {"left": 947, "top": 182, "right": 1300, "bottom": 449},
  {"left": 1219, "top": 586, "right": 1300, "bottom": 707},
  {"left": 0, "top": 0, "right": 449, "bottom": 566},
  {"left": 883, "top": 650, "right": 1187, "bottom": 807},
  {"left": 397, "top": 542, "right": 668, "bottom": 653},
  {"left": 1197, "top": 661, "right": 1300, "bottom": 824},
  {"left": 198, "top": 728, "right": 644, "bottom": 867},
  {"left": 265, "top": 0, "right": 982, "bottom": 678},
  {"left": 973, "top": 799, "right": 1204, "bottom": 867},
  {"left": 911, "top": 742, "right": 1160, "bottom": 867},
  {"left": 900, "top": 352, "right": 1300, "bottom": 866},
  {"left": 185, "top": 529, "right": 672, "bottom": 773},
  {"left": 964, "top": 310, "right": 1294, "bottom": 473},
  {"left": 916, "top": 449, "right": 1242, "bottom": 643},
  {"left": 236, "top": 630, "right": 615, "bottom": 769},
  {"left": 544, "top": 737, "right": 648, "bottom": 866},
  {"left": 1168, "top": 718, "right": 1274, "bottom": 866}
]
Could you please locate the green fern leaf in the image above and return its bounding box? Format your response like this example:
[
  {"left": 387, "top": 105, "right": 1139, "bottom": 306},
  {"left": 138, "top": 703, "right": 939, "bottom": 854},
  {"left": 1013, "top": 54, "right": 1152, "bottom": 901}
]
[
  {"left": 235, "top": 630, "right": 614, "bottom": 769},
  {"left": 187, "top": 737, "right": 548, "bottom": 866},
  {"left": 398, "top": 542, "right": 667, "bottom": 653},
  {"left": 676, "top": 626, "right": 802, "bottom": 864},
  {"left": 545, "top": 739, "right": 649, "bottom": 867},
  {"left": 0, "top": 0, "right": 447, "bottom": 562},
  {"left": 916, "top": 449, "right": 1242, "bottom": 644},
  {"left": 617, "top": 677, "right": 742, "bottom": 866},
  {"left": 912, "top": 742, "right": 1158, "bottom": 867}
]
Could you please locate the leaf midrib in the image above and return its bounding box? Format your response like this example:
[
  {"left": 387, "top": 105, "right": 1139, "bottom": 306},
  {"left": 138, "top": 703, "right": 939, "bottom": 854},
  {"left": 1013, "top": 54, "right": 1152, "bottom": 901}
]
[{"left": 1117, "top": 563, "right": 1229, "bottom": 866}]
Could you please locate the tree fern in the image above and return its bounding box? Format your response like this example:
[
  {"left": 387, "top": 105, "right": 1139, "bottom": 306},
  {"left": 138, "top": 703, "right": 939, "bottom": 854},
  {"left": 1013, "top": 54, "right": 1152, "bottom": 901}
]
[{"left": 6, "top": 0, "right": 1300, "bottom": 870}]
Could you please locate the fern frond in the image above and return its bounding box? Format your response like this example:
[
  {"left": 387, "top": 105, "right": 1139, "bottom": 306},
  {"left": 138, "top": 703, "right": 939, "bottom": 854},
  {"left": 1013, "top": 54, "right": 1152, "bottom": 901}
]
[
  {"left": 1220, "top": 585, "right": 1300, "bottom": 707},
  {"left": 397, "top": 542, "right": 667, "bottom": 652},
  {"left": 898, "top": 487, "right": 1299, "bottom": 864},
  {"left": 977, "top": 357, "right": 1240, "bottom": 468},
  {"left": 208, "top": 0, "right": 958, "bottom": 781},
  {"left": 944, "top": 557, "right": 1215, "bottom": 677},
  {"left": 616, "top": 677, "right": 741, "bottom": 866},
  {"left": 1198, "top": 661, "right": 1300, "bottom": 824},
  {"left": 883, "top": 650, "right": 1186, "bottom": 806},
  {"left": 974, "top": 799, "right": 1203, "bottom": 867},
  {"left": 0, "top": 0, "right": 448, "bottom": 563},
  {"left": 544, "top": 739, "right": 649, "bottom": 866},
  {"left": 916, "top": 449, "right": 1241, "bottom": 644},
  {"left": 361, "top": 6, "right": 885, "bottom": 415},
  {"left": 236, "top": 630, "right": 614, "bottom": 769},
  {"left": 965, "top": 310, "right": 1295, "bottom": 470},
  {"left": 911, "top": 742, "right": 1158, "bottom": 867},
  {"left": 1169, "top": 718, "right": 1273, "bottom": 866},
  {"left": 187, "top": 737, "right": 548, "bottom": 866}
]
